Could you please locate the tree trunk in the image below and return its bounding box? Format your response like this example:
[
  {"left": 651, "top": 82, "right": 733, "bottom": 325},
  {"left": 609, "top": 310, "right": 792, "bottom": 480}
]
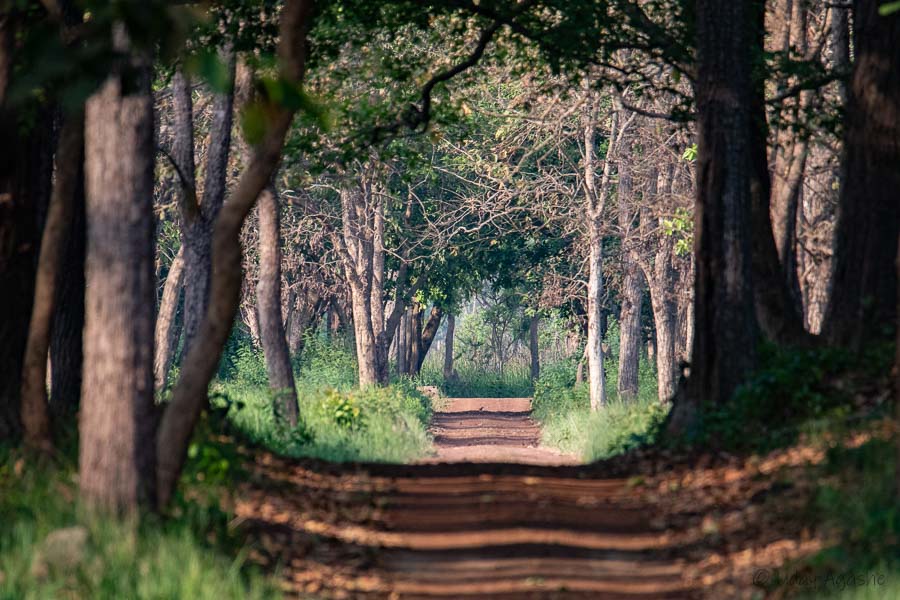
[
  {"left": 80, "top": 42, "right": 157, "bottom": 512},
  {"left": 397, "top": 311, "right": 408, "bottom": 376},
  {"left": 257, "top": 187, "right": 298, "bottom": 425},
  {"left": 669, "top": 0, "right": 761, "bottom": 433},
  {"left": 182, "top": 49, "right": 235, "bottom": 355},
  {"left": 154, "top": 247, "right": 184, "bottom": 391},
  {"left": 155, "top": 0, "right": 315, "bottom": 508},
  {"left": 0, "top": 13, "right": 52, "bottom": 439},
  {"left": 617, "top": 270, "right": 642, "bottom": 400},
  {"left": 341, "top": 184, "right": 379, "bottom": 387},
  {"left": 583, "top": 88, "right": 620, "bottom": 411},
  {"left": 21, "top": 112, "right": 84, "bottom": 448},
  {"left": 529, "top": 315, "right": 540, "bottom": 381},
  {"left": 371, "top": 186, "right": 388, "bottom": 382},
  {"left": 50, "top": 143, "right": 86, "bottom": 419},
  {"left": 408, "top": 304, "right": 422, "bottom": 376},
  {"left": 822, "top": 1, "right": 900, "bottom": 349},
  {"left": 415, "top": 306, "right": 444, "bottom": 374},
  {"left": 616, "top": 150, "right": 642, "bottom": 400},
  {"left": 444, "top": 313, "right": 456, "bottom": 380}
]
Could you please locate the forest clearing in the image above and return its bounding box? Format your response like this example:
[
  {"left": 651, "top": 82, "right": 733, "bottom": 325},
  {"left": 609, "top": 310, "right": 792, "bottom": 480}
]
[{"left": 1, "top": 0, "right": 899, "bottom": 598}]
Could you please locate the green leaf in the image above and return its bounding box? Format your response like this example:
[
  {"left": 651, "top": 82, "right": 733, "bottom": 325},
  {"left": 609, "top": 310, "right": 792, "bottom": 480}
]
[
  {"left": 185, "top": 50, "right": 231, "bottom": 94},
  {"left": 879, "top": 2, "right": 900, "bottom": 16}
]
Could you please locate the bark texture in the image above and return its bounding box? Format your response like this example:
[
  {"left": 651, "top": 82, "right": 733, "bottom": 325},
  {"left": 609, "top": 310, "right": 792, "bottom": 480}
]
[
  {"left": 822, "top": 1, "right": 900, "bottom": 349},
  {"left": 669, "top": 0, "right": 761, "bottom": 432},
  {"left": 182, "top": 50, "right": 235, "bottom": 355},
  {"left": 257, "top": 187, "right": 298, "bottom": 425},
  {"left": 80, "top": 46, "right": 157, "bottom": 512},
  {"left": 616, "top": 150, "right": 642, "bottom": 400}
]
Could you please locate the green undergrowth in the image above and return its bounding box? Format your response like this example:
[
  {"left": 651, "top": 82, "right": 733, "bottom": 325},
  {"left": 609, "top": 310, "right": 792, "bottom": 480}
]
[
  {"left": 417, "top": 361, "right": 534, "bottom": 398},
  {"left": 672, "top": 343, "right": 894, "bottom": 454},
  {"left": 667, "top": 342, "right": 898, "bottom": 598},
  {"left": 215, "top": 334, "right": 433, "bottom": 463},
  {"left": 0, "top": 418, "right": 280, "bottom": 600},
  {"left": 531, "top": 356, "right": 665, "bottom": 462}
]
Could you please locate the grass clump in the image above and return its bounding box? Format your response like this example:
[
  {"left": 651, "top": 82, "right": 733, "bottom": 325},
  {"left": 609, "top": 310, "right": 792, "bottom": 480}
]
[
  {"left": 216, "top": 334, "right": 434, "bottom": 463},
  {"left": 0, "top": 424, "right": 279, "bottom": 600},
  {"left": 531, "top": 357, "right": 665, "bottom": 461}
]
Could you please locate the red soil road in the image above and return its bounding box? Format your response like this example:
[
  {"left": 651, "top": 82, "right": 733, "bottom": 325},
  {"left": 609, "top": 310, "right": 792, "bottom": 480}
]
[
  {"left": 423, "top": 397, "right": 578, "bottom": 465},
  {"left": 236, "top": 397, "right": 822, "bottom": 599}
]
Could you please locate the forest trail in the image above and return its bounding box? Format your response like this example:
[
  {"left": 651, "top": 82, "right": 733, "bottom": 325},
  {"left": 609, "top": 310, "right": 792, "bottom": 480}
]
[
  {"left": 236, "top": 398, "right": 821, "bottom": 599},
  {"left": 423, "top": 397, "right": 578, "bottom": 465}
]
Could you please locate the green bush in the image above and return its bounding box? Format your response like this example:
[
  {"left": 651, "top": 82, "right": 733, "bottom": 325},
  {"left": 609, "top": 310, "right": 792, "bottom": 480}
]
[
  {"left": 678, "top": 344, "right": 893, "bottom": 453},
  {"left": 216, "top": 337, "right": 434, "bottom": 463}
]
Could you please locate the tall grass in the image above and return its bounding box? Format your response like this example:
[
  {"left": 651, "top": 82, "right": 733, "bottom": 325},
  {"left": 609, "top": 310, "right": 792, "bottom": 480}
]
[
  {"left": 417, "top": 360, "right": 534, "bottom": 398},
  {"left": 215, "top": 332, "right": 434, "bottom": 463},
  {"left": 0, "top": 434, "right": 279, "bottom": 599},
  {"left": 531, "top": 353, "right": 666, "bottom": 461}
]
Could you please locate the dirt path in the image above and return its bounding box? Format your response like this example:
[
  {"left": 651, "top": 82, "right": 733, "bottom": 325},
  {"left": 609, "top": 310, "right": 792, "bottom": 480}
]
[
  {"left": 423, "top": 397, "right": 578, "bottom": 465},
  {"left": 236, "top": 398, "right": 822, "bottom": 599}
]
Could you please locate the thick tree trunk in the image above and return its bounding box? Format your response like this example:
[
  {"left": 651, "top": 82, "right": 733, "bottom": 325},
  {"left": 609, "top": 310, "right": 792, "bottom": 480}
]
[
  {"left": 529, "top": 315, "right": 540, "bottom": 381},
  {"left": 156, "top": 0, "right": 315, "bottom": 508},
  {"left": 444, "top": 313, "right": 456, "bottom": 380},
  {"left": 154, "top": 247, "right": 184, "bottom": 391},
  {"left": 822, "top": 1, "right": 900, "bottom": 349},
  {"left": 21, "top": 113, "right": 84, "bottom": 448},
  {"left": 257, "top": 187, "right": 298, "bottom": 425},
  {"left": 669, "top": 0, "right": 761, "bottom": 433},
  {"left": 80, "top": 47, "right": 157, "bottom": 512}
]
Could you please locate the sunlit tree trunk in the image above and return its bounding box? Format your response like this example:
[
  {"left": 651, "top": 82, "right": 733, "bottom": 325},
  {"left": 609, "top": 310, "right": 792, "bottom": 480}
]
[
  {"left": 444, "top": 313, "right": 456, "bottom": 380},
  {"left": 616, "top": 150, "right": 642, "bottom": 400},
  {"left": 80, "top": 34, "right": 157, "bottom": 511},
  {"left": 257, "top": 187, "right": 299, "bottom": 424},
  {"left": 154, "top": 247, "right": 184, "bottom": 391},
  {"left": 529, "top": 315, "right": 540, "bottom": 381},
  {"left": 371, "top": 186, "right": 388, "bottom": 382},
  {"left": 582, "top": 87, "right": 621, "bottom": 411}
]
